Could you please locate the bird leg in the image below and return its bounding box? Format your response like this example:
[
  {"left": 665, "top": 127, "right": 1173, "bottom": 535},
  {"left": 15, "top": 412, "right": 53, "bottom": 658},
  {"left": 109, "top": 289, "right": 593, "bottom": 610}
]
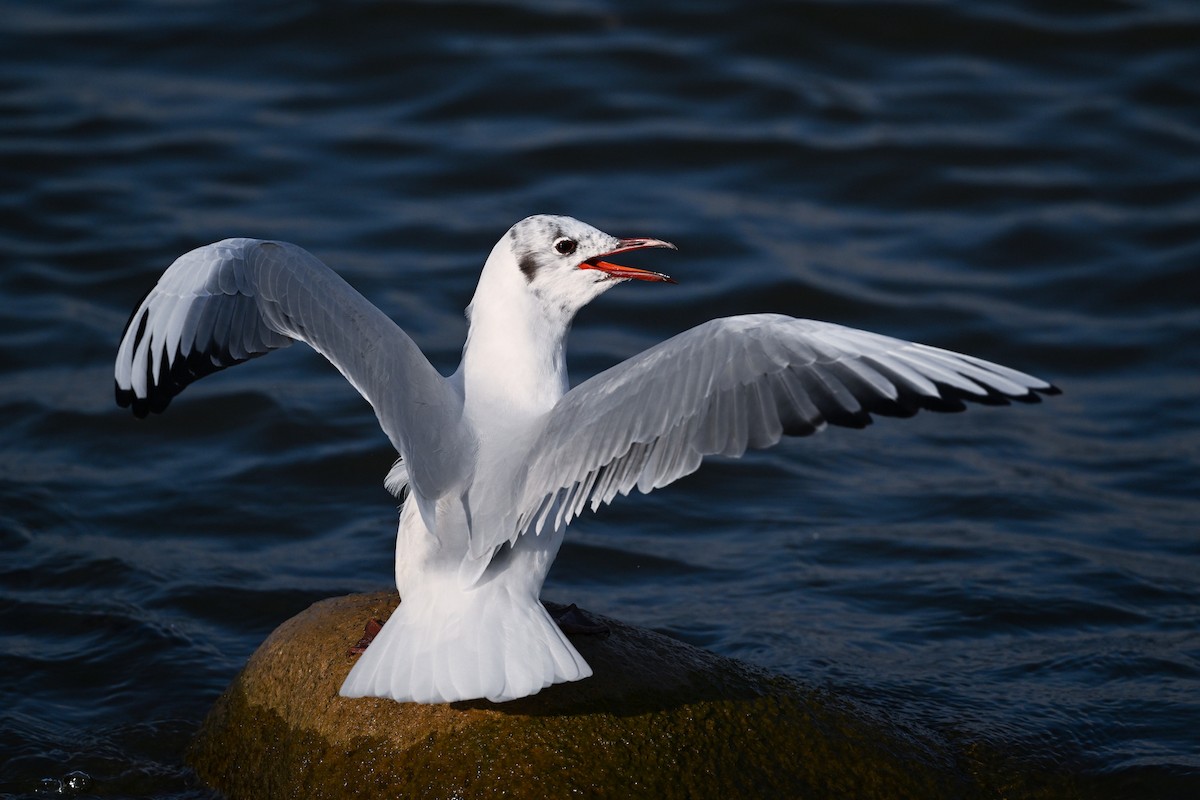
[{"left": 347, "top": 618, "right": 385, "bottom": 656}]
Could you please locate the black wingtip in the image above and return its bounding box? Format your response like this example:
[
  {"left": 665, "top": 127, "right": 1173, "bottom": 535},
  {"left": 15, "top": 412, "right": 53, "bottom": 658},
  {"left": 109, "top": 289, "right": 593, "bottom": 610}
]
[
  {"left": 116, "top": 342, "right": 261, "bottom": 419},
  {"left": 1012, "top": 383, "right": 1062, "bottom": 404},
  {"left": 115, "top": 381, "right": 166, "bottom": 418}
]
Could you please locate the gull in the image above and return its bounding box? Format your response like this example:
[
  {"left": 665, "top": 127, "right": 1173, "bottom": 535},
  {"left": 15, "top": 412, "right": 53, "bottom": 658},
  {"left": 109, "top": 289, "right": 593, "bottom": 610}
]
[{"left": 114, "top": 214, "right": 1057, "bottom": 703}]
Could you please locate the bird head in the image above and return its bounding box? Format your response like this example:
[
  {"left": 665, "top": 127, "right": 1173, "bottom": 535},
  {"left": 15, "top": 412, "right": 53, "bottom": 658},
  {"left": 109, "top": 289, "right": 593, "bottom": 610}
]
[{"left": 499, "top": 214, "right": 676, "bottom": 323}]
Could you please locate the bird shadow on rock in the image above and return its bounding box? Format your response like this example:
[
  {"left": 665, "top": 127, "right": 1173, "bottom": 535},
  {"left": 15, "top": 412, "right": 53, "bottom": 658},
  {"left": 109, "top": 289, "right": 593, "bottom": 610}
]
[{"left": 446, "top": 599, "right": 793, "bottom": 719}]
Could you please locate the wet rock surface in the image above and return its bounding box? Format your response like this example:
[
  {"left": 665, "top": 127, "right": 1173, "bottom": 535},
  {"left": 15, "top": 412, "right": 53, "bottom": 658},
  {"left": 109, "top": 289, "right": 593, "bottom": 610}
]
[{"left": 189, "top": 592, "right": 1094, "bottom": 799}]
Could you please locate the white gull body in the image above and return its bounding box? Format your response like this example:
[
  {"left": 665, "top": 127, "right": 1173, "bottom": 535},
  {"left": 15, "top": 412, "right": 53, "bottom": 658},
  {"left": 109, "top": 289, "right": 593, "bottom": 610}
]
[{"left": 114, "top": 214, "right": 1057, "bottom": 703}]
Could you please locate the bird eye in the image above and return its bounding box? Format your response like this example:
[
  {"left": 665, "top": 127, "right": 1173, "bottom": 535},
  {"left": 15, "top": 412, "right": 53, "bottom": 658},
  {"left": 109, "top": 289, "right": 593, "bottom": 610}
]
[{"left": 553, "top": 238, "right": 577, "bottom": 256}]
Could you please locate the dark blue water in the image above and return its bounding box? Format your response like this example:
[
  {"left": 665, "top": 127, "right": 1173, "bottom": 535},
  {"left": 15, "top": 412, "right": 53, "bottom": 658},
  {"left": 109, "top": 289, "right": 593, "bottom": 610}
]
[{"left": 2, "top": 0, "right": 1198, "bottom": 796}]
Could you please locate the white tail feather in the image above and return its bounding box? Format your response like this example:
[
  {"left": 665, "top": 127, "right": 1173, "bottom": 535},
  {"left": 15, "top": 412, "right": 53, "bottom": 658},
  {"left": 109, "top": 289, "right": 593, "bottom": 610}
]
[{"left": 339, "top": 584, "right": 591, "bottom": 703}]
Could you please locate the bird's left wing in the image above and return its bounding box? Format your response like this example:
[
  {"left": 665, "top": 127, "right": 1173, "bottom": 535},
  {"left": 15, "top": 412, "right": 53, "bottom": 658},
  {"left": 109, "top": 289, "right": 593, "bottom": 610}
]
[
  {"left": 508, "top": 313, "right": 1057, "bottom": 543},
  {"left": 114, "top": 238, "right": 472, "bottom": 503}
]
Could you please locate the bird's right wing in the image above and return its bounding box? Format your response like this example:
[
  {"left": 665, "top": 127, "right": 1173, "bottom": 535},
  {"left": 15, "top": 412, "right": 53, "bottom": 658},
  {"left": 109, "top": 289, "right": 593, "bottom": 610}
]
[
  {"left": 114, "top": 238, "right": 473, "bottom": 503},
  {"left": 510, "top": 313, "right": 1057, "bottom": 542}
]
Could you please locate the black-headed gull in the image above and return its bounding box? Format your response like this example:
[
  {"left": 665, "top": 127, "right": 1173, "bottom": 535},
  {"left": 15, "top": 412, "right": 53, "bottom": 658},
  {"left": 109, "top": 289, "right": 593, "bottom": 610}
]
[{"left": 114, "top": 215, "right": 1057, "bottom": 703}]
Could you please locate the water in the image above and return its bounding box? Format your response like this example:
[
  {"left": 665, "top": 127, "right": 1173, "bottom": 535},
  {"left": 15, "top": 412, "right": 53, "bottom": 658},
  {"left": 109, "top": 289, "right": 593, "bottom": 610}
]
[{"left": 2, "top": 0, "right": 1198, "bottom": 796}]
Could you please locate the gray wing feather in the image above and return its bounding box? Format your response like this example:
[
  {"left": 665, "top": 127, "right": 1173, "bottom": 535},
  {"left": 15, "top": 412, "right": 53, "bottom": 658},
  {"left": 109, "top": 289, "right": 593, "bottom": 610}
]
[
  {"left": 512, "top": 313, "right": 1057, "bottom": 538},
  {"left": 115, "top": 238, "right": 471, "bottom": 501}
]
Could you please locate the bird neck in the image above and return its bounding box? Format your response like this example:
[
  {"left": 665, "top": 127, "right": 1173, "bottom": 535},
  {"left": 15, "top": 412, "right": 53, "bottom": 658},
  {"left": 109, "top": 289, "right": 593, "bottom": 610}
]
[{"left": 459, "top": 249, "right": 571, "bottom": 423}]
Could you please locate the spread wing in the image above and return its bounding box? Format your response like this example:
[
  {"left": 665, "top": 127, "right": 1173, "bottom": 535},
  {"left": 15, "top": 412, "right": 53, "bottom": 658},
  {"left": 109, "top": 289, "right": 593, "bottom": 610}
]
[
  {"left": 510, "top": 313, "right": 1057, "bottom": 540},
  {"left": 114, "top": 238, "right": 472, "bottom": 502}
]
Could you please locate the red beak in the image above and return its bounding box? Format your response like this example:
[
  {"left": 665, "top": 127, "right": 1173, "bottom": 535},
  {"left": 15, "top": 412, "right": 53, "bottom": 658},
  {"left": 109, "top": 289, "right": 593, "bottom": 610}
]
[{"left": 580, "top": 237, "right": 677, "bottom": 283}]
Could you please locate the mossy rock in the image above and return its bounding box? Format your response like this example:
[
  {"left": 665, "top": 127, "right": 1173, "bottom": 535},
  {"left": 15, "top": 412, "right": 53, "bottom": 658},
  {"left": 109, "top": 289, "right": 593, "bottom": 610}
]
[{"left": 189, "top": 591, "right": 1092, "bottom": 799}]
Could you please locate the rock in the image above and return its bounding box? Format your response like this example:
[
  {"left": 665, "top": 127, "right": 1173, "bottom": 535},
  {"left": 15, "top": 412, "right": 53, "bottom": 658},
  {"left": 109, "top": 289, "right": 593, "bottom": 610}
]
[{"left": 189, "top": 591, "right": 1092, "bottom": 799}]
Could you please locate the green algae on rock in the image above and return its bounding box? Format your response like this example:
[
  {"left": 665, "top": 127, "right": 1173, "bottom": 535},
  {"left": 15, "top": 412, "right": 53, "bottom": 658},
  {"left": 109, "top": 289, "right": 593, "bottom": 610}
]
[{"left": 188, "top": 592, "right": 1090, "bottom": 799}]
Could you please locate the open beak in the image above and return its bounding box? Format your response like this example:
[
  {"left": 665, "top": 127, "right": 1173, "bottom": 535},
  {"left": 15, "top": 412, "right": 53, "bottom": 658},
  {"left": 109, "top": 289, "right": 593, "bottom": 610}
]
[{"left": 580, "top": 237, "right": 678, "bottom": 283}]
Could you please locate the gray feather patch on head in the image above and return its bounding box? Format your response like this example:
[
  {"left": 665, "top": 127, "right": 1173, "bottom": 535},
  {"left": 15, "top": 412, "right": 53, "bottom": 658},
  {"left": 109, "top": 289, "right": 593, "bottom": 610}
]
[
  {"left": 508, "top": 215, "right": 615, "bottom": 284},
  {"left": 512, "top": 217, "right": 565, "bottom": 282}
]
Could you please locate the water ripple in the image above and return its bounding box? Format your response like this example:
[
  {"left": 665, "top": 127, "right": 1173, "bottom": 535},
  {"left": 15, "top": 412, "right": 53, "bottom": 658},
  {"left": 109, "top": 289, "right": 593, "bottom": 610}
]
[{"left": 2, "top": 0, "right": 1198, "bottom": 795}]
